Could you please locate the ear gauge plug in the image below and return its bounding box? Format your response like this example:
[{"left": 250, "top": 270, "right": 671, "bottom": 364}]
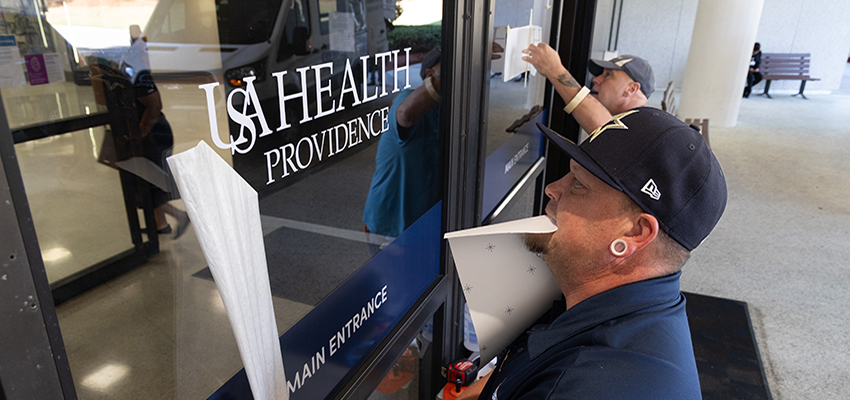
[{"left": 610, "top": 239, "right": 628, "bottom": 256}]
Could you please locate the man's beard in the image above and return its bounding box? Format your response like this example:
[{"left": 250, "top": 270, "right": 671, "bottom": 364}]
[{"left": 524, "top": 233, "right": 552, "bottom": 255}]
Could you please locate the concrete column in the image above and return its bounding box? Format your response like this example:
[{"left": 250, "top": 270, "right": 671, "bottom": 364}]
[{"left": 679, "top": 0, "right": 764, "bottom": 127}]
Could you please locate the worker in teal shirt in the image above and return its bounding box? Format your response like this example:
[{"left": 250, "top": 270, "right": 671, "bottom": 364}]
[{"left": 363, "top": 48, "right": 441, "bottom": 253}]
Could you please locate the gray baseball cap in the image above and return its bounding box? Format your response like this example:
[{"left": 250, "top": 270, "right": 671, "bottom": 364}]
[
  {"left": 420, "top": 47, "right": 441, "bottom": 80},
  {"left": 589, "top": 55, "right": 655, "bottom": 98}
]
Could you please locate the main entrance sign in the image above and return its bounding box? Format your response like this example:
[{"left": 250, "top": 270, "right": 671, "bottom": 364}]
[{"left": 208, "top": 203, "right": 442, "bottom": 399}]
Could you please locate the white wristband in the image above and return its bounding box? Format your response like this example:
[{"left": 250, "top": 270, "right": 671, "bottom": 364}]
[
  {"left": 564, "top": 86, "right": 590, "bottom": 114},
  {"left": 424, "top": 76, "right": 440, "bottom": 102}
]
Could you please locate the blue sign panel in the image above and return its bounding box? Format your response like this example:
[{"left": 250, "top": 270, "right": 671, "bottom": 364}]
[
  {"left": 0, "top": 35, "right": 16, "bottom": 47},
  {"left": 208, "top": 202, "right": 442, "bottom": 399},
  {"left": 481, "top": 111, "right": 546, "bottom": 220}
]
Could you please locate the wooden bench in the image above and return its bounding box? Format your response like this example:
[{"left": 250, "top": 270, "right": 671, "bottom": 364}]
[
  {"left": 661, "top": 81, "right": 678, "bottom": 117},
  {"left": 758, "top": 53, "right": 820, "bottom": 99},
  {"left": 661, "top": 81, "right": 710, "bottom": 147}
]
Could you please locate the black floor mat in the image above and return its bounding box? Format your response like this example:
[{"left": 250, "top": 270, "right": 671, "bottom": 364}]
[{"left": 684, "top": 291, "right": 772, "bottom": 400}]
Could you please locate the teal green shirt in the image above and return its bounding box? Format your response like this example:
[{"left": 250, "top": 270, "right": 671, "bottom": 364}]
[{"left": 363, "top": 89, "right": 440, "bottom": 237}]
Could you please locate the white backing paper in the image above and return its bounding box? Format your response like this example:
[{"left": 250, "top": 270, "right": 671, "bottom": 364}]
[
  {"left": 444, "top": 216, "right": 561, "bottom": 362},
  {"left": 167, "top": 141, "right": 288, "bottom": 400},
  {"left": 502, "top": 25, "right": 542, "bottom": 82}
]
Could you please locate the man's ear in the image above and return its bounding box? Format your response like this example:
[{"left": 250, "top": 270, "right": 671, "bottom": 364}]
[
  {"left": 624, "top": 81, "right": 641, "bottom": 97},
  {"left": 616, "top": 213, "right": 659, "bottom": 257}
]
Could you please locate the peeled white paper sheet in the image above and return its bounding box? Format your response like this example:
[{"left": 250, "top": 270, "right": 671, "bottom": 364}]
[
  {"left": 167, "top": 141, "right": 288, "bottom": 400},
  {"left": 444, "top": 216, "right": 561, "bottom": 362},
  {"left": 502, "top": 25, "right": 543, "bottom": 82}
]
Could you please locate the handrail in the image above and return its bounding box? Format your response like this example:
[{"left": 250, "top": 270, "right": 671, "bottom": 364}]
[{"left": 12, "top": 112, "right": 112, "bottom": 144}]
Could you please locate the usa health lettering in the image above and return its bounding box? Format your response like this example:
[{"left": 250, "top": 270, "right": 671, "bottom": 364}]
[{"left": 198, "top": 48, "right": 413, "bottom": 185}]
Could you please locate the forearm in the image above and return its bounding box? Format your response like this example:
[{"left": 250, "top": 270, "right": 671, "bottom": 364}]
[
  {"left": 396, "top": 81, "right": 438, "bottom": 128},
  {"left": 523, "top": 43, "right": 611, "bottom": 133},
  {"left": 139, "top": 109, "right": 159, "bottom": 137},
  {"left": 137, "top": 91, "right": 163, "bottom": 138},
  {"left": 546, "top": 69, "right": 612, "bottom": 132}
]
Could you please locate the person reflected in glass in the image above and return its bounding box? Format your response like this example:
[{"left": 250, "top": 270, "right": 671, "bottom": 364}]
[
  {"left": 362, "top": 47, "right": 442, "bottom": 255},
  {"left": 744, "top": 42, "right": 762, "bottom": 98},
  {"left": 125, "top": 25, "right": 191, "bottom": 238}
]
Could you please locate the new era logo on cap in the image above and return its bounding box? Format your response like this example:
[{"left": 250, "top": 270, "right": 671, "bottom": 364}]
[
  {"left": 536, "top": 108, "right": 727, "bottom": 251},
  {"left": 641, "top": 179, "right": 661, "bottom": 200}
]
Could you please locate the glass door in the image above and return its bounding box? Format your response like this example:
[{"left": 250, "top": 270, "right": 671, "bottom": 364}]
[{"left": 1, "top": 0, "right": 451, "bottom": 397}]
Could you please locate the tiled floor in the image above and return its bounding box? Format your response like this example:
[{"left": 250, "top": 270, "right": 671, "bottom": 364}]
[{"left": 55, "top": 224, "right": 315, "bottom": 398}]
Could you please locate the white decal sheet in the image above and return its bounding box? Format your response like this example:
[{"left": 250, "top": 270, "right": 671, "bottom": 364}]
[
  {"left": 167, "top": 142, "right": 288, "bottom": 400},
  {"left": 444, "top": 216, "right": 561, "bottom": 362},
  {"left": 502, "top": 25, "right": 542, "bottom": 82}
]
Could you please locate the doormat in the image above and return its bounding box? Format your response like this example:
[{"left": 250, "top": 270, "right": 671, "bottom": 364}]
[
  {"left": 684, "top": 291, "right": 773, "bottom": 400},
  {"left": 193, "top": 226, "right": 367, "bottom": 306}
]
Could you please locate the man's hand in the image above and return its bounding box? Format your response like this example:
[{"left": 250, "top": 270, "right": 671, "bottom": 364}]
[
  {"left": 522, "top": 43, "right": 568, "bottom": 81},
  {"left": 455, "top": 371, "right": 492, "bottom": 400},
  {"left": 521, "top": 42, "right": 612, "bottom": 133},
  {"left": 492, "top": 42, "right": 505, "bottom": 60}
]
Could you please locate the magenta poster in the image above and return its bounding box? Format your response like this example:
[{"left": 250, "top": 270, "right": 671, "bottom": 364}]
[{"left": 25, "top": 54, "right": 48, "bottom": 85}]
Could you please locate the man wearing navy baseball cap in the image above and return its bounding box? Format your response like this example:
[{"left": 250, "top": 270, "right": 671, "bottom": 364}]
[{"left": 457, "top": 45, "right": 726, "bottom": 399}]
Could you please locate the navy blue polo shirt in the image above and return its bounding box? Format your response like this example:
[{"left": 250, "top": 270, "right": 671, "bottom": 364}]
[{"left": 478, "top": 272, "right": 701, "bottom": 400}]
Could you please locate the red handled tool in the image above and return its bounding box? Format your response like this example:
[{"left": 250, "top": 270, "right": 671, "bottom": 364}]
[{"left": 442, "top": 358, "right": 480, "bottom": 400}]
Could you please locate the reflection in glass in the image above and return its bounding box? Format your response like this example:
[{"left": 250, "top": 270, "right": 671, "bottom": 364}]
[
  {"left": 486, "top": 0, "right": 552, "bottom": 156},
  {"left": 8, "top": 0, "right": 447, "bottom": 397},
  {"left": 15, "top": 128, "right": 134, "bottom": 283},
  {"left": 80, "top": 363, "right": 131, "bottom": 391},
  {"left": 363, "top": 47, "right": 442, "bottom": 255}
]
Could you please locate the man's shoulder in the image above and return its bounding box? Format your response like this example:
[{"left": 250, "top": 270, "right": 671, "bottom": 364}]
[
  {"left": 514, "top": 345, "right": 700, "bottom": 399},
  {"left": 508, "top": 281, "right": 700, "bottom": 399}
]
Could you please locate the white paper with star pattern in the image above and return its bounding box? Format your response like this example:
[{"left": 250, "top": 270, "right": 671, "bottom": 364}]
[{"left": 444, "top": 216, "right": 561, "bottom": 362}]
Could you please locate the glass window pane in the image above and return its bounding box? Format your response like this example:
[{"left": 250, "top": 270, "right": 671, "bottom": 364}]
[
  {"left": 481, "top": 0, "right": 553, "bottom": 222},
  {"left": 15, "top": 127, "right": 134, "bottom": 282},
  {"left": 4, "top": 0, "right": 446, "bottom": 397}
]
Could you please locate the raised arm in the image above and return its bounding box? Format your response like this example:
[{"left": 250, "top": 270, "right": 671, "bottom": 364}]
[
  {"left": 522, "top": 43, "right": 612, "bottom": 132},
  {"left": 396, "top": 74, "right": 440, "bottom": 128}
]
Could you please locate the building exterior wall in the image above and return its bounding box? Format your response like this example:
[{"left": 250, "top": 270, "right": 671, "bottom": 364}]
[
  {"left": 590, "top": 0, "right": 850, "bottom": 93},
  {"left": 755, "top": 0, "right": 850, "bottom": 91}
]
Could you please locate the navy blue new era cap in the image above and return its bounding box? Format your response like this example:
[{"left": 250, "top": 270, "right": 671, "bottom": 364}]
[{"left": 537, "top": 107, "right": 727, "bottom": 250}]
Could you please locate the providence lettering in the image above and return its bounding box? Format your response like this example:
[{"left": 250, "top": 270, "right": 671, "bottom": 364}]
[
  {"left": 263, "top": 106, "right": 389, "bottom": 185},
  {"left": 198, "top": 48, "right": 412, "bottom": 158},
  {"left": 286, "top": 285, "right": 389, "bottom": 394}
]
